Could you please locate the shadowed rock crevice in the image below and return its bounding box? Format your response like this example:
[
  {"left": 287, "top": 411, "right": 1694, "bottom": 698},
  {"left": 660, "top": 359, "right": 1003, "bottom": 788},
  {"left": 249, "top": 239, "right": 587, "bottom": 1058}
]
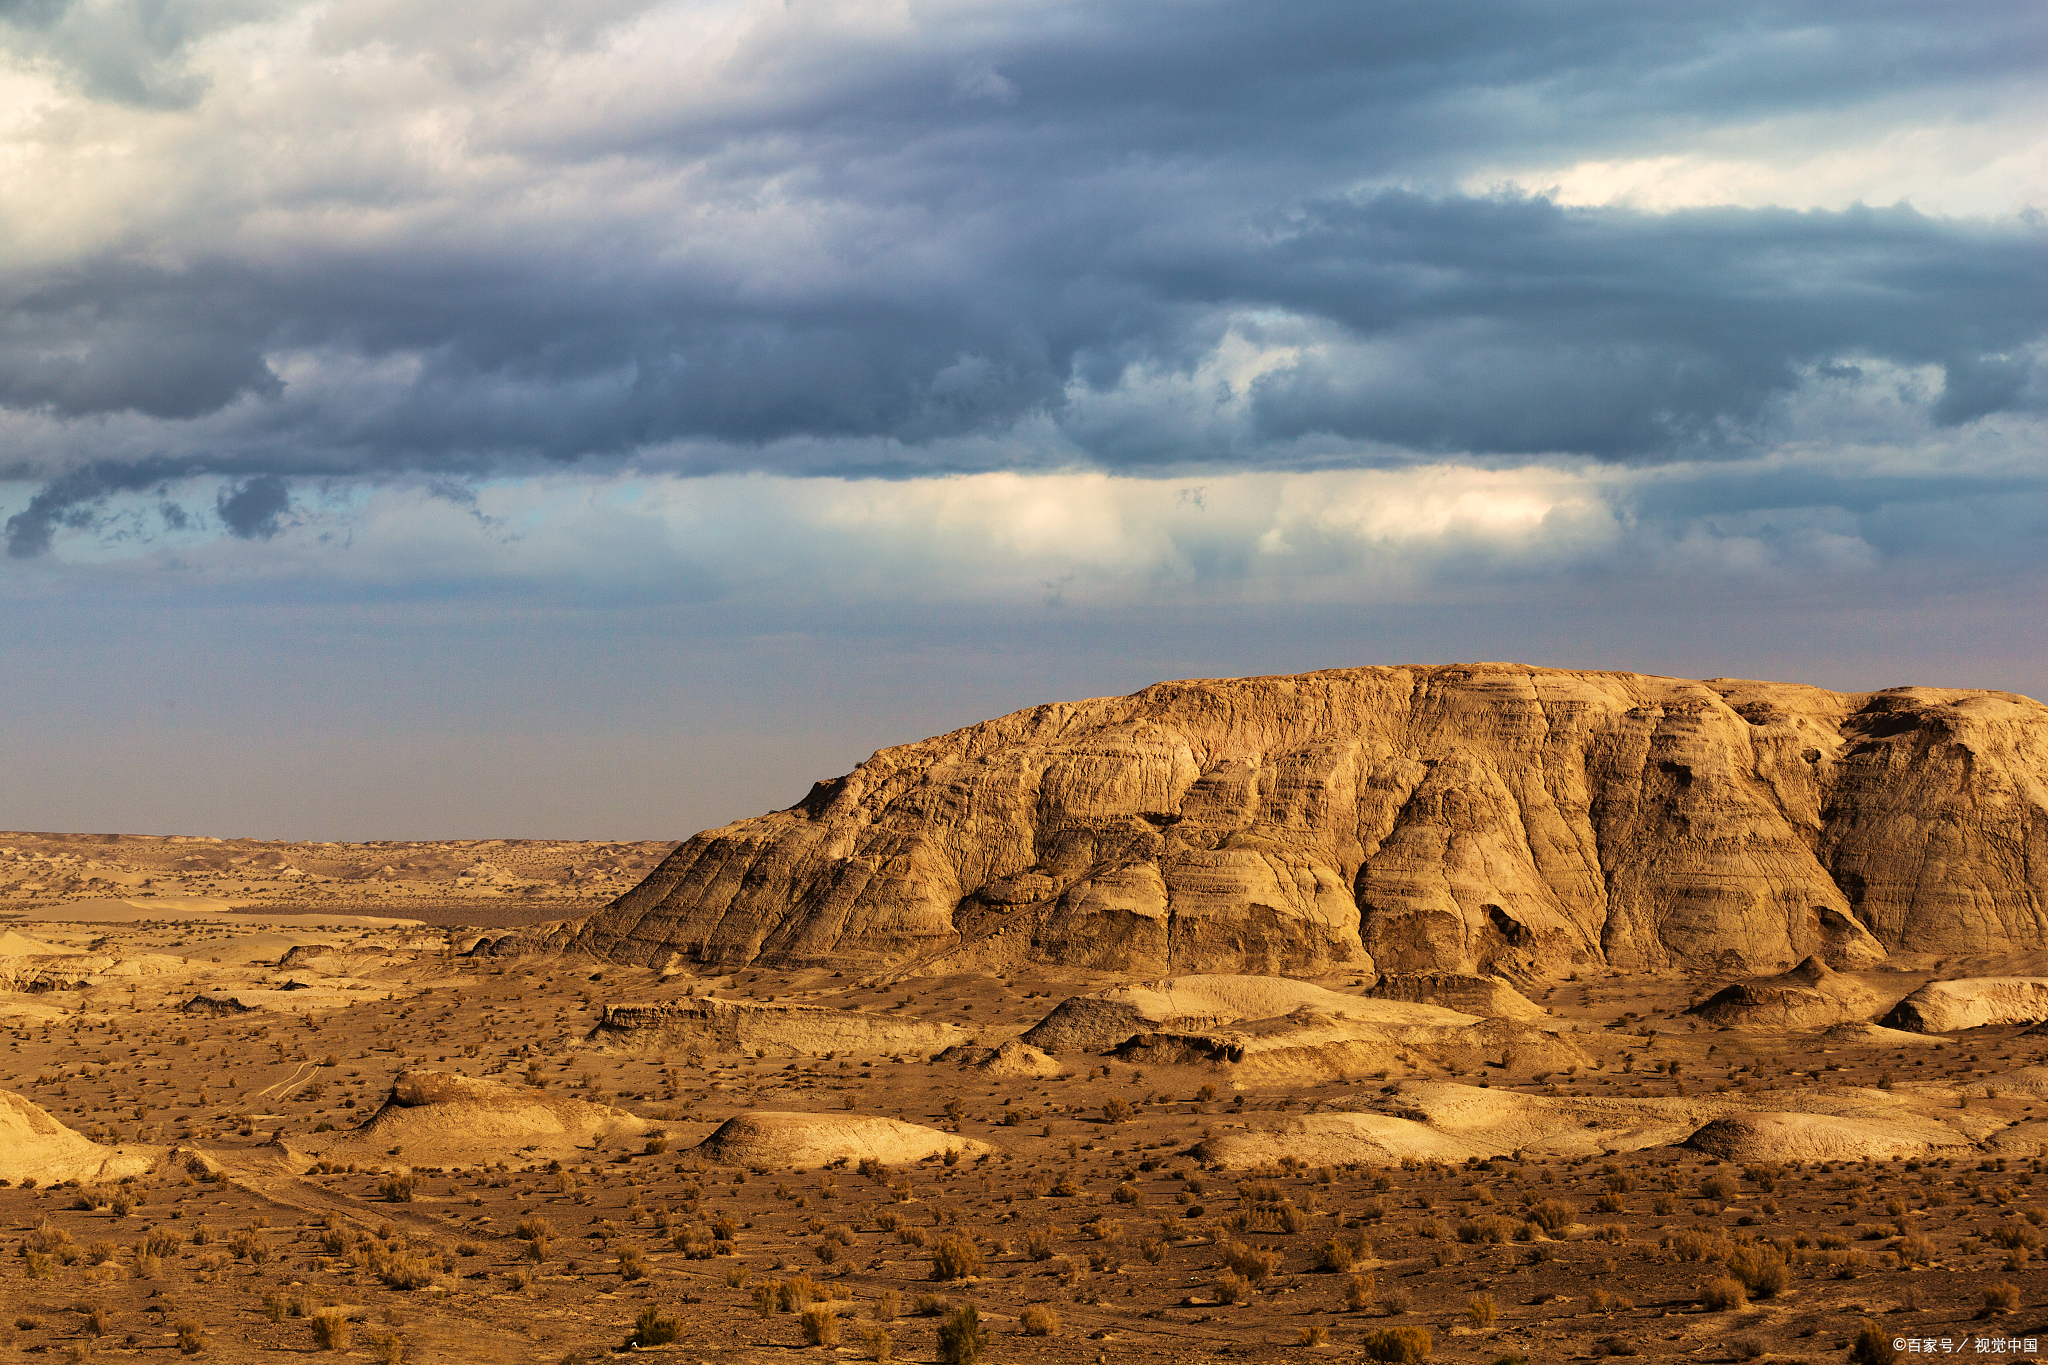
[{"left": 562, "top": 665, "right": 2048, "bottom": 977}]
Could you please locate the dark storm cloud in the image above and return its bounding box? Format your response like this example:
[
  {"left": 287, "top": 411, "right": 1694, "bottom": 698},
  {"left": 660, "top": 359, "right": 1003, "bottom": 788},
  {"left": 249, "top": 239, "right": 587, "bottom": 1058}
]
[
  {"left": 1, "top": 0, "right": 2045, "bottom": 553},
  {"left": 215, "top": 474, "right": 291, "bottom": 539}
]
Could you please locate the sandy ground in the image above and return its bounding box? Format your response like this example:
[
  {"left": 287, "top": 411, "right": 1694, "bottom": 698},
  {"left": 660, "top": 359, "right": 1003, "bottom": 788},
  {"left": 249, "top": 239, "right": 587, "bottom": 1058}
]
[
  {"left": 0, "top": 831, "right": 677, "bottom": 929},
  {"left": 4, "top": 896, "right": 2048, "bottom": 1363}
]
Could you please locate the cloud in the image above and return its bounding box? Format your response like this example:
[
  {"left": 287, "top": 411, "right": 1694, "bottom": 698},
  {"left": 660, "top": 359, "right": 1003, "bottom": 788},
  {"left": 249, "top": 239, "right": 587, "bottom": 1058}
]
[
  {"left": 215, "top": 473, "right": 291, "bottom": 539},
  {"left": 0, "top": 0, "right": 2043, "bottom": 558}
]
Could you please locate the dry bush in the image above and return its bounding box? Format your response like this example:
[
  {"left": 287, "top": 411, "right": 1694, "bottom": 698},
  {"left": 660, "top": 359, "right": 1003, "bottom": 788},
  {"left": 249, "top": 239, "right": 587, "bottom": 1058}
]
[
  {"left": 1019, "top": 1304, "right": 1059, "bottom": 1337},
  {"left": 1297, "top": 1325, "right": 1330, "bottom": 1346},
  {"left": 1140, "top": 1238, "right": 1166, "bottom": 1264},
  {"left": 862, "top": 1327, "right": 894, "bottom": 1362},
  {"left": 378, "top": 1175, "right": 417, "bottom": 1203},
  {"left": 85, "top": 1240, "right": 117, "bottom": 1266},
  {"left": 311, "top": 1309, "right": 352, "bottom": 1351},
  {"left": 1360, "top": 1326, "right": 1433, "bottom": 1362},
  {"left": 1699, "top": 1175, "right": 1736, "bottom": 1203},
  {"left": 911, "top": 1294, "right": 949, "bottom": 1318},
  {"left": 628, "top": 1305, "right": 681, "bottom": 1347},
  {"left": 1725, "top": 1246, "right": 1789, "bottom": 1299},
  {"left": 1214, "top": 1270, "right": 1254, "bottom": 1304},
  {"left": 1379, "top": 1289, "right": 1412, "bottom": 1316},
  {"left": 617, "top": 1246, "right": 649, "bottom": 1281},
  {"left": 800, "top": 1306, "right": 841, "bottom": 1347},
  {"left": 778, "top": 1276, "right": 821, "bottom": 1311},
  {"left": 875, "top": 1290, "right": 900, "bottom": 1321},
  {"left": 1220, "top": 1239, "right": 1280, "bottom": 1284},
  {"left": 930, "top": 1237, "right": 985, "bottom": 1281},
  {"left": 370, "top": 1333, "right": 406, "bottom": 1365},
  {"left": 1344, "top": 1273, "right": 1376, "bottom": 1311},
  {"left": 176, "top": 1320, "right": 209, "bottom": 1355},
  {"left": 936, "top": 1305, "right": 986, "bottom": 1365},
  {"left": 83, "top": 1306, "right": 113, "bottom": 1338},
  {"left": 1698, "top": 1277, "right": 1748, "bottom": 1311},
  {"left": 1849, "top": 1320, "right": 1900, "bottom": 1364},
  {"left": 1983, "top": 1282, "right": 2021, "bottom": 1316},
  {"left": 1587, "top": 1288, "right": 1633, "bottom": 1315},
  {"left": 1314, "top": 1239, "right": 1355, "bottom": 1272},
  {"left": 1464, "top": 1295, "right": 1498, "bottom": 1327},
  {"left": 1524, "top": 1199, "right": 1574, "bottom": 1235}
]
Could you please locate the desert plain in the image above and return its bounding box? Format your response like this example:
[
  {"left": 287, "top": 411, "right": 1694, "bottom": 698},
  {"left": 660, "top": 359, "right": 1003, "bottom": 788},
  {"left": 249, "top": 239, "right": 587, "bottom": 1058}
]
[{"left": 6, "top": 664, "right": 2048, "bottom": 1365}]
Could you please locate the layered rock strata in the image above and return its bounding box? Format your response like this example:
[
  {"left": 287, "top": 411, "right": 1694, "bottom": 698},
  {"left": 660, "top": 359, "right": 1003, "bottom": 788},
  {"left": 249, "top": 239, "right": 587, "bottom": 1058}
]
[{"left": 565, "top": 665, "right": 2048, "bottom": 977}]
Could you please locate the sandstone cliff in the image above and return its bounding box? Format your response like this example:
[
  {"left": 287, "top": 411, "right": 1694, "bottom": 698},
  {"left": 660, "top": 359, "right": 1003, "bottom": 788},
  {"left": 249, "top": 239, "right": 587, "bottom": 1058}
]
[{"left": 565, "top": 664, "right": 2048, "bottom": 978}]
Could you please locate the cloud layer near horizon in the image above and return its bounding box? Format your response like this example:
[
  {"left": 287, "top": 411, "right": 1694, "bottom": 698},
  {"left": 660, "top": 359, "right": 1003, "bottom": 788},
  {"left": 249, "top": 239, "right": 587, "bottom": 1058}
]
[{"left": 0, "top": 0, "right": 2045, "bottom": 563}]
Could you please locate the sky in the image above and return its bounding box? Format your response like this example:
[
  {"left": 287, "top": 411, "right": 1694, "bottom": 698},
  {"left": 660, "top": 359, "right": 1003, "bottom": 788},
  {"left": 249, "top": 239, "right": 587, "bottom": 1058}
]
[{"left": 1, "top": 0, "right": 2045, "bottom": 840}]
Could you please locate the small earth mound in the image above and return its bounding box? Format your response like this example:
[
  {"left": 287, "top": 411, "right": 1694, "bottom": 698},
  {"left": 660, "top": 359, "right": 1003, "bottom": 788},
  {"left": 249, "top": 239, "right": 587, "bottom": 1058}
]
[
  {"left": 587, "top": 998, "right": 973, "bottom": 1057},
  {"left": 695, "top": 1112, "right": 993, "bottom": 1167},
  {"left": 1366, "top": 971, "right": 1548, "bottom": 1020},
  {"left": 0, "top": 1089, "right": 158, "bottom": 1185},
  {"left": 1021, "top": 974, "right": 1435, "bottom": 1055},
  {"left": 1683, "top": 1110, "right": 1972, "bottom": 1162},
  {"left": 299, "top": 1069, "right": 651, "bottom": 1168},
  {"left": 1194, "top": 1112, "right": 1483, "bottom": 1167},
  {"left": 977, "top": 1039, "right": 1064, "bottom": 1078},
  {"left": 1687, "top": 955, "right": 1890, "bottom": 1028},
  {"left": 1882, "top": 978, "right": 2048, "bottom": 1033}
]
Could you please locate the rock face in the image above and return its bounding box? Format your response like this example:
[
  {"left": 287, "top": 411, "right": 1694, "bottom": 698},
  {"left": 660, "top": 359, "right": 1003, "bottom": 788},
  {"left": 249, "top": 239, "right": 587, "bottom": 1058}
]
[
  {"left": 566, "top": 665, "right": 2048, "bottom": 977},
  {"left": 1882, "top": 978, "right": 2048, "bottom": 1033},
  {"left": 1685, "top": 955, "right": 1892, "bottom": 1029}
]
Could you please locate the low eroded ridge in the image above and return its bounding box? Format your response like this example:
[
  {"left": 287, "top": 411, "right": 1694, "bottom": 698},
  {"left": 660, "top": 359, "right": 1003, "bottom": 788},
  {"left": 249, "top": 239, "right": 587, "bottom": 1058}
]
[{"left": 564, "top": 664, "right": 2048, "bottom": 978}]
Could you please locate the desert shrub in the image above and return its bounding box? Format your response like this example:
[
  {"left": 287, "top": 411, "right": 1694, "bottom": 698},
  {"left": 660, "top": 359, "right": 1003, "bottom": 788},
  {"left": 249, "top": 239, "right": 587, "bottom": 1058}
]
[
  {"left": 1101, "top": 1098, "right": 1131, "bottom": 1124},
  {"left": 176, "top": 1320, "right": 209, "bottom": 1355},
  {"left": 1465, "top": 1295, "right": 1498, "bottom": 1328},
  {"left": 1587, "top": 1288, "right": 1633, "bottom": 1315},
  {"left": 378, "top": 1175, "right": 417, "bottom": 1203},
  {"left": 1849, "top": 1320, "right": 1900, "bottom": 1364},
  {"left": 752, "top": 1285, "right": 776, "bottom": 1318},
  {"left": 1314, "top": 1239, "right": 1355, "bottom": 1272},
  {"left": 1457, "top": 1217, "right": 1508, "bottom": 1244},
  {"left": 1298, "top": 1325, "right": 1330, "bottom": 1346},
  {"left": 515, "top": 1217, "right": 552, "bottom": 1242},
  {"left": 1113, "top": 1182, "right": 1140, "bottom": 1206},
  {"left": 1698, "top": 1277, "right": 1747, "bottom": 1311},
  {"left": 930, "top": 1237, "right": 984, "bottom": 1281},
  {"left": 311, "top": 1309, "right": 352, "bottom": 1351},
  {"left": 1020, "top": 1304, "right": 1059, "bottom": 1337},
  {"left": 1214, "top": 1270, "right": 1254, "bottom": 1304},
  {"left": 875, "top": 1290, "right": 900, "bottom": 1321},
  {"left": 778, "top": 1276, "right": 821, "bottom": 1311},
  {"left": 1725, "top": 1246, "right": 1789, "bottom": 1299},
  {"left": 1344, "top": 1273, "right": 1375, "bottom": 1311},
  {"left": 264, "top": 1292, "right": 292, "bottom": 1323},
  {"left": 1220, "top": 1239, "right": 1280, "bottom": 1283},
  {"left": 1699, "top": 1175, "right": 1736, "bottom": 1203},
  {"left": 1525, "top": 1199, "right": 1574, "bottom": 1235},
  {"left": 617, "top": 1246, "right": 649, "bottom": 1281},
  {"left": 83, "top": 1306, "right": 113, "bottom": 1338},
  {"left": 370, "top": 1333, "right": 406, "bottom": 1365},
  {"left": 1140, "top": 1237, "right": 1166, "bottom": 1264},
  {"left": 1730, "top": 1339, "right": 1763, "bottom": 1362},
  {"left": 936, "top": 1305, "right": 987, "bottom": 1365},
  {"left": 374, "top": 1251, "right": 436, "bottom": 1290},
  {"left": 1984, "top": 1282, "right": 2021, "bottom": 1315},
  {"left": 1595, "top": 1192, "right": 1626, "bottom": 1214},
  {"left": 911, "top": 1294, "right": 949, "bottom": 1317},
  {"left": 862, "top": 1327, "right": 894, "bottom": 1362},
  {"left": 800, "top": 1305, "right": 841, "bottom": 1347},
  {"left": 1360, "top": 1326, "right": 1433, "bottom": 1362},
  {"left": 85, "top": 1240, "right": 118, "bottom": 1265},
  {"left": 1652, "top": 1194, "right": 1677, "bottom": 1216},
  {"left": 628, "top": 1305, "right": 681, "bottom": 1347}
]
